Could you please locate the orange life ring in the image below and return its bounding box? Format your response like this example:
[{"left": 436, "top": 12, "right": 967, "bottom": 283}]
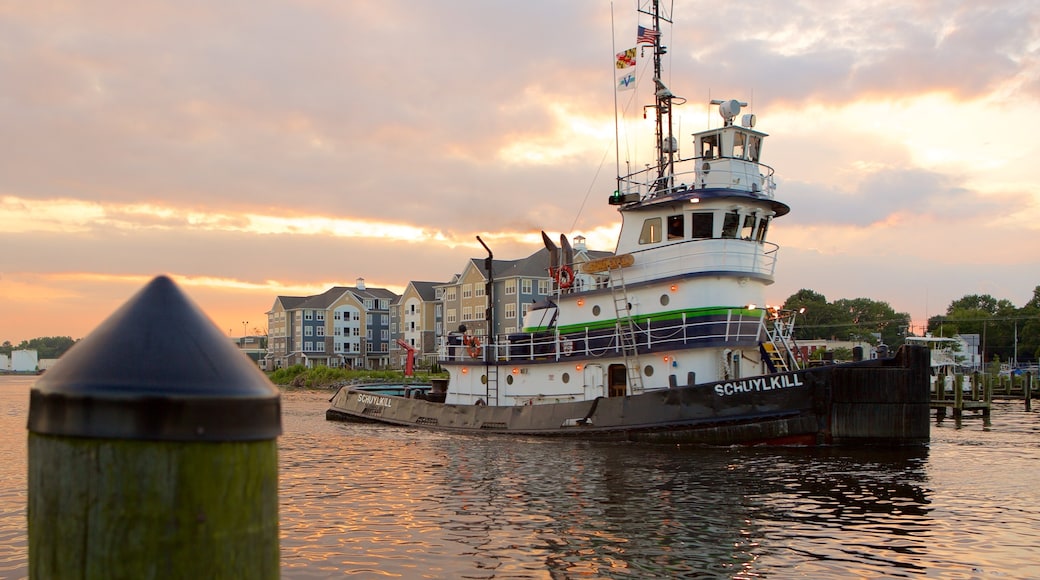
[
  {"left": 463, "top": 335, "right": 482, "bottom": 359},
  {"left": 555, "top": 265, "right": 574, "bottom": 288}
]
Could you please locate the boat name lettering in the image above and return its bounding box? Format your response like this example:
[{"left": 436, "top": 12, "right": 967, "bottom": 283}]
[
  {"left": 356, "top": 393, "right": 393, "bottom": 408},
  {"left": 713, "top": 373, "right": 805, "bottom": 396}
]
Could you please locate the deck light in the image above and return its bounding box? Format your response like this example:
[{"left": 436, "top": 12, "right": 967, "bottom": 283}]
[
  {"left": 577, "top": 298, "right": 585, "bottom": 306},
  {"left": 461, "top": 367, "right": 469, "bottom": 374},
  {"left": 575, "top": 364, "right": 583, "bottom": 371},
  {"left": 512, "top": 367, "right": 520, "bottom": 374},
  {"left": 670, "top": 284, "right": 678, "bottom": 292}
]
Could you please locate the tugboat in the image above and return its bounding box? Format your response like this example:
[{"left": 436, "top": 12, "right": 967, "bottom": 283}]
[{"left": 328, "top": 1, "right": 930, "bottom": 445}]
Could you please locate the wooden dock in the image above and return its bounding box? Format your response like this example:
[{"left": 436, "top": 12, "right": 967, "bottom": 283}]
[{"left": 931, "top": 371, "right": 1034, "bottom": 420}]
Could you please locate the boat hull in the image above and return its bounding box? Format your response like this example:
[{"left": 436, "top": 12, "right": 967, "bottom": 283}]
[{"left": 326, "top": 345, "right": 931, "bottom": 445}]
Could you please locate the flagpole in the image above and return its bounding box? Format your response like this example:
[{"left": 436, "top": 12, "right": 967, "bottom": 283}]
[{"left": 611, "top": 2, "right": 622, "bottom": 195}]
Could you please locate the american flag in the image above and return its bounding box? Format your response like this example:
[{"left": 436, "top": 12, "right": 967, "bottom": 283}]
[{"left": 637, "top": 25, "right": 660, "bottom": 45}]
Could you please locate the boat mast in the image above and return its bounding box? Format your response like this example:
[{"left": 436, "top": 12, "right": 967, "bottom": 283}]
[{"left": 640, "top": 0, "right": 675, "bottom": 194}]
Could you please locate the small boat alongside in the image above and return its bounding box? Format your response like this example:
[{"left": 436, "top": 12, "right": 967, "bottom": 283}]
[{"left": 327, "top": 1, "right": 930, "bottom": 445}]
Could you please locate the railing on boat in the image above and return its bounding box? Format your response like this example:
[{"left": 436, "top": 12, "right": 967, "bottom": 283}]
[
  {"left": 618, "top": 156, "right": 777, "bottom": 201},
  {"left": 439, "top": 308, "right": 765, "bottom": 363}
]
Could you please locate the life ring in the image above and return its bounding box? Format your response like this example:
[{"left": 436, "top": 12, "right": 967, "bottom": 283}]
[
  {"left": 463, "top": 335, "right": 482, "bottom": 359},
  {"left": 555, "top": 265, "right": 574, "bottom": 288}
]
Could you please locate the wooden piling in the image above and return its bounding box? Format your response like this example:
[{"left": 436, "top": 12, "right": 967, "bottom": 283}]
[
  {"left": 1026, "top": 372, "right": 1033, "bottom": 411},
  {"left": 27, "top": 276, "right": 281, "bottom": 579}
]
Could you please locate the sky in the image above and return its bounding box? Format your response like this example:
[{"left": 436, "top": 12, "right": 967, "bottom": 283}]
[{"left": 2, "top": 0, "right": 1039, "bottom": 344}]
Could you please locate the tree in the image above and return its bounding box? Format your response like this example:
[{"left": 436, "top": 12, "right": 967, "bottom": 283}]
[
  {"left": 782, "top": 291, "right": 910, "bottom": 346},
  {"left": 931, "top": 289, "right": 1040, "bottom": 365},
  {"left": 3, "top": 336, "right": 78, "bottom": 359}
]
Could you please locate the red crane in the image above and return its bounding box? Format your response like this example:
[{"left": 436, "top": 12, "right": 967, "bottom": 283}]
[{"left": 396, "top": 339, "right": 416, "bottom": 376}]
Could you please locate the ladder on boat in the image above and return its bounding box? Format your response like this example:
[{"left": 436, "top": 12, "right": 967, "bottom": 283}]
[
  {"left": 760, "top": 342, "right": 791, "bottom": 373},
  {"left": 760, "top": 315, "right": 801, "bottom": 373},
  {"left": 485, "top": 342, "right": 499, "bottom": 405},
  {"left": 608, "top": 266, "right": 644, "bottom": 394}
]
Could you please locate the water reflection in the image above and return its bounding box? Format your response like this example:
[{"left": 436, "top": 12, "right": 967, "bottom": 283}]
[
  {"left": 3, "top": 384, "right": 1038, "bottom": 579},
  {"left": 288, "top": 408, "right": 937, "bottom": 580}
]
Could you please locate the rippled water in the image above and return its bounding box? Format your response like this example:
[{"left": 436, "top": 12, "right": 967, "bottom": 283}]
[{"left": 3, "top": 375, "right": 1039, "bottom": 578}]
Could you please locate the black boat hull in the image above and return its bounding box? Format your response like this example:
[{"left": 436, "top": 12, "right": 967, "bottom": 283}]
[{"left": 326, "top": 345, "right": 930, "bottom": 445}]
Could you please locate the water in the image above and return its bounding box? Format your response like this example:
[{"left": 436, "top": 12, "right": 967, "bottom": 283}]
[{"left": 2, "top": 374, "right": 1039, "bottom": 579}]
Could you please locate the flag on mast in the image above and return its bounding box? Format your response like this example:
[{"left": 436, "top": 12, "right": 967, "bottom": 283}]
[
  {"left": 637, "top": 25, "right": 659, "bottom": 45},
  {"left": 617, "top": 72, "right": 636, "bottom": 91},
  {"left": 615, "top": 48, "right": 636, "bottom": 69}
]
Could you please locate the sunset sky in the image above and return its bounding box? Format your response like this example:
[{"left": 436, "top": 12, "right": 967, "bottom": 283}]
[{"left": 3, "top": 0, "right": 1039, "bottom": 344}]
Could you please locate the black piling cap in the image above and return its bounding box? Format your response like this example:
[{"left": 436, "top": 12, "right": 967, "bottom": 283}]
[{"left": 28, "top": 275, "right": 281, "bottom": 441}]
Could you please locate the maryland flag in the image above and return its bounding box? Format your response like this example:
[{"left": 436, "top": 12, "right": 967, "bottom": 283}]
[{"left": 615, "top": 47, "right": 636, "bottom": 69}]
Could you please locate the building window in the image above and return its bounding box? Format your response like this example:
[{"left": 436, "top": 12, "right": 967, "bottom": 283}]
[
  {"left": 304, "top": 341, "right": 313, "bottom": 351},
  {"left": 522, "top": 303, "right": 532, "bottom": 316},
  {"left": 521, "top": 279, "right": 532, "bottom": 294},
  {"left": 316, "top": 326, "right": 325, "bottom": 337},
  {"left": 381, "top": 329, "right": 388, "bottom": 340},
  {"left": 315, "top": 342, "right": 325, "bottom": 352},
  {"left": 463, "top": 284, "right": 472, "bottom": 298},
  {"left": 538, "top": 280, "right": 550, "bottom": 294},
  {"left": 304, "top": 310, "right": 313, "bottom": 320},
  {"left": 475, "top": 285, "right": 485, "bottom": 297},
  {"left": 505, "top": 280, "right": 516, "bottom": 295},
  {"left": 505, "top": 303, "right": 516, "bottom": 319},
  {"left": 446, "top": 309, "right": 457, "bottom": 324},
  {"left": 463, "top": 306, "right": 473, "bottom": 321},
  {"left": 315, "top": 311, "right": 325, "bottom": 321},
  {"left": 381, "top": 314, "right": 388, "bottom": 325},
  {"left": 444, "top": 288, "right": 456, "bottom": 301},
  {"left": 304, "top": 326, "right": 313, "bottom": 337}
]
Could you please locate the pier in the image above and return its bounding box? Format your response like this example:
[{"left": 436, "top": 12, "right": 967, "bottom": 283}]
[{"left": 931, "top": 371, "right": 1034, "bottom": 420}]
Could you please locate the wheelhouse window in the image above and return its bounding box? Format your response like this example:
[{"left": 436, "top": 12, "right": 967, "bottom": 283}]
[
  {"left": 667, "top": 214, "right": 684, "bottom": 240},
  {"left": 756, "top": 217, "right": 770, "bottom": 242},
  {"left": 747, "top": 135, "right": 761, "bottom": 162},
  {"left": 639, "top": 217, "right": 662, "bottom": 244},
  {"left": 733, "top": 132, "right": 746, "bottom": 159},
  {"left": 691, "top": 212, "right": 714, "bottom": 239},
  {"left": 741, "top": 214, "right": 755, "bottom": 239},
  {"left": 700, "top": 133, "right": 720, "bottom": 159},
  {"left": 721, "top": 211, "right": 741, "bottom": 238}
]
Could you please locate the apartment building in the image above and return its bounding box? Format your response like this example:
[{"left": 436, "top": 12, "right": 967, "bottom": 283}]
[{"left": 265, "top": 278, "right": 399, "bottom": 370}]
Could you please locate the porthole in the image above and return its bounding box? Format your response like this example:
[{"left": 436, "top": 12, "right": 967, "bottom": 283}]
[
  {"left": 660, "top": 294, "right": 670, "bottom": 306},
  {"left": 592, "top": 305, "right": 601, "bottom": 316},
  {"left": 644, "top": 365, "right": 655, "bottom": 377},
  {"left": 562, "top": 372, "right": 570, "bottom": 384},
  {"left": 506, "top": 374, "right": 514, "bottom": 385},
  {"left": 481, "top": 374, "right": 487, "bottom": 385}
]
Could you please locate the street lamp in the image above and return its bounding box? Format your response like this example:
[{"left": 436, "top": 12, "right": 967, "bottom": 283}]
[{"left": 242, "top": 321, "right": 249, "bottom": 339}]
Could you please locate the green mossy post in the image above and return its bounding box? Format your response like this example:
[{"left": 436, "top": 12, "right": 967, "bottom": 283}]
[{"left": 27, "top": 276, "right": 281, "bottom": 579}]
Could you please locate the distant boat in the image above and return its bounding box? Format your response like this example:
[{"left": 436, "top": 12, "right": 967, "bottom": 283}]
[
  {"left": 328, "top": 1, "right": 931, "bottom": 445},
  {"left": 904, "top": 335, "right": 964, "bottom": 393}
]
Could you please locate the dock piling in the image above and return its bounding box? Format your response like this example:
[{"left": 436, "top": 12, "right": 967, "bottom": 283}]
[{"left": 27, "top": 275, "right": 282, "bottom": 579}]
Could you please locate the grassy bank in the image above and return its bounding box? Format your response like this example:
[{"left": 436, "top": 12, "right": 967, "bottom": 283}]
[{"left": 267, "top": 364, "right": 446, "bottom": 390}]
